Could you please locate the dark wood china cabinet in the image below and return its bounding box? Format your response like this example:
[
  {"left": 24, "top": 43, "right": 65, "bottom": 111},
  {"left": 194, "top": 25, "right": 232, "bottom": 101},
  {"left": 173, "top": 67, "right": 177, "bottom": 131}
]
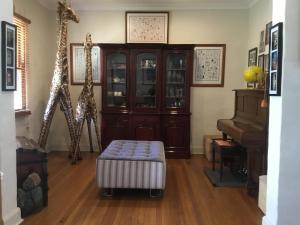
[{"left": 100, "top": 44, "right": 193, "bottom": 158}]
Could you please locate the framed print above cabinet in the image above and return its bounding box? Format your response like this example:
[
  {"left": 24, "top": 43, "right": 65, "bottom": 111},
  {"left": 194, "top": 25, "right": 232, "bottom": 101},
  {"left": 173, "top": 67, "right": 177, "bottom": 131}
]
[
  {"left": 2, "top": 21, "right": 17, "bottom": 91},
  {"left": 192, "top": 44, "right": 226, "bottom": 87},
  {"left": 70, "top": 43, "right": 101, "bottom": 85},
  {"left": 126, "top": 12, "right": 169, "bottom": 44}
]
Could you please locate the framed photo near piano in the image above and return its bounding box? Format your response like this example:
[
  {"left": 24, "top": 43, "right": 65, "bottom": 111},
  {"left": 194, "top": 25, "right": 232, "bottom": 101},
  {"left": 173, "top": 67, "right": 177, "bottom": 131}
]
[
  {"left": 248, "top": 47, "right": 258, "bottom": 66},
  {"left": 258, "top": 54, "right": 264, "bottom": 71},
  {"left": 268, "top": 22, "right": 283, "bottom": 96},
  {"left": 1, "top": 21, "right": 17, "bottom": 91}
]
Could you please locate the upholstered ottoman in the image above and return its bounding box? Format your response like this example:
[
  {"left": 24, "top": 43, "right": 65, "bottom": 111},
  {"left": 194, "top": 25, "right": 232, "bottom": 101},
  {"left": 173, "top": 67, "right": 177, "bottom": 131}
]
[{"left": 96, "top": 140, "right": 166, "bottom": 196}]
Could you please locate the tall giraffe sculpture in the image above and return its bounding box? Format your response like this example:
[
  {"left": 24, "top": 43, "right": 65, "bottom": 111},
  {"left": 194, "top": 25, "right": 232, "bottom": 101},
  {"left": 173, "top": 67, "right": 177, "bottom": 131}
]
[
  {"left": 38, "top": 0, "right": 79, "bottom": 160},
  {"left": 73, "top": 33, "right": 102, "bottom": 163}
]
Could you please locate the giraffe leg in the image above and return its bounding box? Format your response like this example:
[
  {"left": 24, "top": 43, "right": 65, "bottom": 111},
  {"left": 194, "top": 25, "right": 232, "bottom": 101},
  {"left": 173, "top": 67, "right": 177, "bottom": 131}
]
[
  {"left": 38, "top": 90, "right": 59, "bottom": 149},
  {"left": 73, "top": 118, "right": 85, "bottom": 164},
  {"left": 91, "top": 113, "right": 102, "bottom": 153},
  {"left": 73, "top": 100, "right": 87, "bottom": 163},
  {"left": 59, "top": 84, "right": 79, "bottom": 161},
  {"left": 86, "top": 117, "right": 94, "bottom": 153}
]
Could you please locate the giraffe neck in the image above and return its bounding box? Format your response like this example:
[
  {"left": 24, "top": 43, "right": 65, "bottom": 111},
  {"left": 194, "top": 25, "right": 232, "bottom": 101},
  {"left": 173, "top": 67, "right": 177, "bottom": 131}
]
[
  {"left": 58, "top": 21, "right": 67, "bottom": 55},
  {"left": 84, "top": 46, "right": 94, "bottom": 93},
  {"left": 54, "top": 19, "right": 68, "bottom": 84}
]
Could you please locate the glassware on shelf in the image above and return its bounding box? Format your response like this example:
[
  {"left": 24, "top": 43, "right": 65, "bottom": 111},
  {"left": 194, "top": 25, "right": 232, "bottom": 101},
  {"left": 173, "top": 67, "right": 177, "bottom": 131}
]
[
  {"left": 136, "top": 53, "right": 157, "bottom": 108},
  {"left": 106, "top": 53, "right": 127, "bottom": 108},
  {"left": 179, "top": 59, "right": 183, "bottom": 68},
  {"left": 165, "top": 53, "right": 186, "bottom": 109}
]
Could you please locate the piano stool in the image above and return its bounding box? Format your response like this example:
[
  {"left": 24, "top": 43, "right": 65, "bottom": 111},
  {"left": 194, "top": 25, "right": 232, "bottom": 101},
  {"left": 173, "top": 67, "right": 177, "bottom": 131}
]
[
  {"left": 212, "top": 139, "right": 244, "bottom": 182},
  {"left": 203, "top": 134, "right": 222, "bottom": 162}
]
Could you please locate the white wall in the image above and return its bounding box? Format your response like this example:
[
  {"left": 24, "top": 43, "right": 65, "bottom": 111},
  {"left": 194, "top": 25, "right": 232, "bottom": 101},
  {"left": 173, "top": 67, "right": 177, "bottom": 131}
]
[
  {"left": 277, "top": 0, "right": 300, "bottom": 222},
  {"left": 14, "top": 0, "right": 57, "bottom": 144},
  {"left": 43, "top": 9, "right": 248, "bottom": 153},
  {"left": 0, "top": 0, "right": 23, "bottom": 224},
  {"left": 248, "top": 0, "right": 273, "bottom": 54},
  {"left": 263, "top": 0, "right": 300, "bottom": 225}
]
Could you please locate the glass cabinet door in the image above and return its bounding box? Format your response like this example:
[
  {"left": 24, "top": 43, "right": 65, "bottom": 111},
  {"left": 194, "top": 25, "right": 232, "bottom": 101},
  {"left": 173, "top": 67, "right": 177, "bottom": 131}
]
[
  {"left": 106, "top": 53, "right": 127, "bottom": 108},
  {"left": 135, "top": 53, "right": 157, "bottom": 109},
  {"left": 165, "top": 53, "right": 186, "bottom": 109}
]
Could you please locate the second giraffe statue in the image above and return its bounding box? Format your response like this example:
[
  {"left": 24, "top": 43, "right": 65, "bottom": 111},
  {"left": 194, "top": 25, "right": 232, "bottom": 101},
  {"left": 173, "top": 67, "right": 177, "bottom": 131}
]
[{"left": 73, "top": 33, "right": 102, "bottom": 163}]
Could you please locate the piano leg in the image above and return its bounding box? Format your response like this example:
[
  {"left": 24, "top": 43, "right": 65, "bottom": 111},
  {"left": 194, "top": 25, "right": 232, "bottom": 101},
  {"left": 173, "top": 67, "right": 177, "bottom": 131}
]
[
  {"left": 220, "top": 156, "right": 224, "bottom": 181},
  {"left": 246, "top": 146, "right": 265, "bottom": 197},
  {"left": 212, "top": 142, "right": 216, "bottom": 171}
]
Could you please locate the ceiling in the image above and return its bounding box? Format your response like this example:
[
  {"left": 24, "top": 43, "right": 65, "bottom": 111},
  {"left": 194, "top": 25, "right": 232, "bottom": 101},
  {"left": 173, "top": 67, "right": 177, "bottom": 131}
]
[{"left": 36, "top": 0, "right": 259, "bottom": 11}]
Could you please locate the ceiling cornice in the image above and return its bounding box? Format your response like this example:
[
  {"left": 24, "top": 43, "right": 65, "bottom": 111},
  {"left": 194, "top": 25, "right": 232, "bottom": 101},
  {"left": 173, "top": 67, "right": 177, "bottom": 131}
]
[{"left": 36, "top": 0, "right": 261, "bottom": 11}]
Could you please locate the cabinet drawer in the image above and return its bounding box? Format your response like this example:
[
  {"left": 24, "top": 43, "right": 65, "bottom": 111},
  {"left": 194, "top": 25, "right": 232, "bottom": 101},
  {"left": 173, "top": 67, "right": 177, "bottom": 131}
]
[
  {"left": 131, "top": 116, "right": 160, "bottom": 141},
  {"left": 101, "top": 115, "right": 130, "bottom": 148},
  {"left": 161, "top": 115, "right": 190, "bottom": 158}
]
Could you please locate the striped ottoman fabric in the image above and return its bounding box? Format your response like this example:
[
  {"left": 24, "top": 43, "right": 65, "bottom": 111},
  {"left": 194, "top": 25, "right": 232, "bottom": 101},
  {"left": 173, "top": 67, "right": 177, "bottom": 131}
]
[{"left": 96, "top": 140, "right": 166, "bottom": 190}]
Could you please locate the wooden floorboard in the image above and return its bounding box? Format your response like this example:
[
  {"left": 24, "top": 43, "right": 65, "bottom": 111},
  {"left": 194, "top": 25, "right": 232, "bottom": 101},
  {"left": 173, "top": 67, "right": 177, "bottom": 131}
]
[{"left": 21, "top": 152, "right": 263, "bottom": 225}]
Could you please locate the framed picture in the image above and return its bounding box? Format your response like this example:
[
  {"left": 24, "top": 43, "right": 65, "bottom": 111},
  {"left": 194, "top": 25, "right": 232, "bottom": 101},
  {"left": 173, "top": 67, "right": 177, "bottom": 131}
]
[
  {"left": 1, "top": 21, "right": 17, "bottom": 91},
  {"left": 265, "top": 21, "right": 272, "bottom": 45},
  {"left": 192, "top": 44, "right": 226, "bottom": 87},
  {"left": 248, "top": 47, "right": 258, "bottom": 66},
  {"left": 258, "top": 54, "right": 264, "bottom": 71},
  {"left": 259, "top": 30, "right": 265, "bottom": 53},
  {"left": 264, "top": 54, "right": 269, "bottom": 73},
  {"left": 70, "top": 43, "right": 101, "bottom": 85},
  {"left": 126, "top": 12, "right": 169, "bottom": 44},
  {"left": 268, "top": 22, "right": 283, "bottom": 96}
]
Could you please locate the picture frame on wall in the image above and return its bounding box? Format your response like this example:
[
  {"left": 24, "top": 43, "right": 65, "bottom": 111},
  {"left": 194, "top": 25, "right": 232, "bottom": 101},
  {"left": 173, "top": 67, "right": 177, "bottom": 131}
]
[
  {"left": 1, "top": 21, "right": 17, "bottom": 91},
  {"left": 192, "top": 44, "right": 226, "bottom": 87},
  {"left": 265, "top": 21, "right": 272, "bottom": 46},
  {"left": 258, "top": 54, "right": 264, "bottom": 71},
  {"left": 259, "top": 30, "right": 265, "bottom": 53},
  {"left": 248, "top": 47, "right": 258, "bottom": 66},
  {"left": 264, "top": 54, "right": 269, "bottom": 73},
  {"left": 70, "top": 43, "right": 101, "bottom": 85},
  {"left": 126, "top": 12, "right": 169, "bottom": 44},
  {"left": 268, "top": 22, "right": 283, "bottom": 96}
]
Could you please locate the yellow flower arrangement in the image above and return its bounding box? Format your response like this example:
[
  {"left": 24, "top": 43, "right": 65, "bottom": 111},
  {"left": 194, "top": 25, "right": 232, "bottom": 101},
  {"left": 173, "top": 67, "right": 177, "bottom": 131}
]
[{"left": 243, "top": 66, "right": 263, "bottom": 83}]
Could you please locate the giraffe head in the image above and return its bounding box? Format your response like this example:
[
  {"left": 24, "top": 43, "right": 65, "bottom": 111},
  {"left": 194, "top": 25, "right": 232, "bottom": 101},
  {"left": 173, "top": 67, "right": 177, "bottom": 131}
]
[
  {"left": 85, "top": 33, "right": 93, "bottom": 50},
  {"left": 58, "top": 0, "right": 80, "bottom": 24}
]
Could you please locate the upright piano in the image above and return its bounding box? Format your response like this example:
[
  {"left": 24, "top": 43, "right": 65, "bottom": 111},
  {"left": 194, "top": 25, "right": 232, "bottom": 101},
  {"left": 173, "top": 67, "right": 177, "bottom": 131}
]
[{"left": 217, "top": 89, "right": 268, "bottom": 195}]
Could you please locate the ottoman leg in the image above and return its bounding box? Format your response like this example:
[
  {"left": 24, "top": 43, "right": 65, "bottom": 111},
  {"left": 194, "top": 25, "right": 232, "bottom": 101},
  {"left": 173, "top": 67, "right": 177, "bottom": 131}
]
[
  {"left": 150, "top": 189, "right": 163, "bottom": 198},
  {"left": 102, "top": 188, "right": 114, "bottom": 197}
]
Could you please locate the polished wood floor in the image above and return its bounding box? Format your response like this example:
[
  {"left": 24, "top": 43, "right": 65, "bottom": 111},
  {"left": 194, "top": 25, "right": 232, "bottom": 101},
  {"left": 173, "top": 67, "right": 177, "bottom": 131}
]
[{"left": 22, "top": 152, "right": 262, "bottom": 225}]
